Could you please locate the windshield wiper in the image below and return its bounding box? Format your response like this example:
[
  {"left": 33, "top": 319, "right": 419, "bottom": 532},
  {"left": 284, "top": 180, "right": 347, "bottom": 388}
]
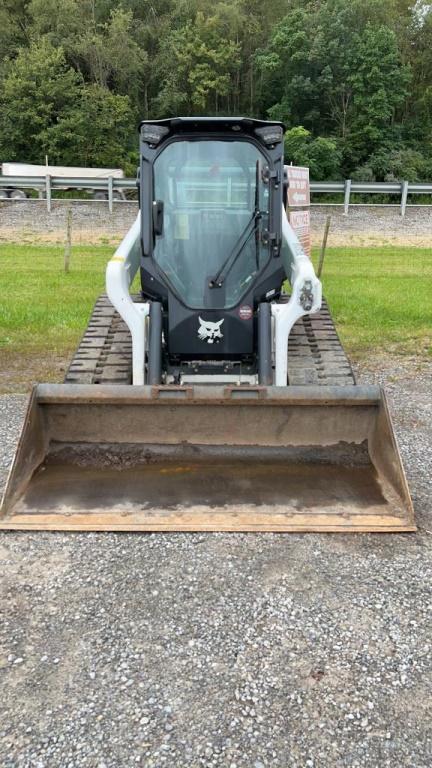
[{"left": 209, "top": 209, "right": 262, "bottom": 289}]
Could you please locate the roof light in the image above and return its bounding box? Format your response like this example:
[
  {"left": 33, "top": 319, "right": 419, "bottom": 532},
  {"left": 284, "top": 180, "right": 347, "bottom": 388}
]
[
  {"left": 255, "top": 125, "right": 283, "bottom": 146},
  {"left": 140, "top": 124, "right": 169, "bottom": 146}
]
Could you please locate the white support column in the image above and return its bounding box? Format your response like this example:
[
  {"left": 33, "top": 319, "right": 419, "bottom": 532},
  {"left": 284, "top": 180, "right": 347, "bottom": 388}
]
[{"left": 106, "top": 213, "right": 149, "bottom": 385}]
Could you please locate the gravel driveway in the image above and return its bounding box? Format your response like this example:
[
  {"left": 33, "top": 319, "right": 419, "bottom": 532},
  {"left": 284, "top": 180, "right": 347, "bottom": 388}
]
[{"left": 0, "top": 357, "right": 431, "bottom": 768}]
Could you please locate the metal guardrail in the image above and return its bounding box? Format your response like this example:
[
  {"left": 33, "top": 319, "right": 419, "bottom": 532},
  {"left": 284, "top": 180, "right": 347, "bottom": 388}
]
[
  {"left": 1, "top": 175, "right": 432, "bottom": 215},
  {"left": 310, "top": 180, "right": 432, "bottom": 215},
  {"left": 0, "top": 175, "right": 135, "bottom": 213}
]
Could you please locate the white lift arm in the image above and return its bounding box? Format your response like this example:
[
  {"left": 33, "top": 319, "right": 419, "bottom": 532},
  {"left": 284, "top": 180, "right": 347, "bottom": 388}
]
[
  {"left": 272, "top": 203, "right": 322, "bottom": 386},
  {"left": 106, "top": 213, "right": 149, "bottom": 385}
]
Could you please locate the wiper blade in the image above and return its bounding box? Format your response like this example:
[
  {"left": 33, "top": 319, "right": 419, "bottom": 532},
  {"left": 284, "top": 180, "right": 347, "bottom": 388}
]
[{"left": 209, "top": 209, "right": 261, "bottom": 288}]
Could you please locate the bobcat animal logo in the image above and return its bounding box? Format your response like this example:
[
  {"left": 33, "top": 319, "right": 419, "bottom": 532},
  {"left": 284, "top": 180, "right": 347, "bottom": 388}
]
[{"left": 198, "top": 317, "right": 224, "bottom": 344}]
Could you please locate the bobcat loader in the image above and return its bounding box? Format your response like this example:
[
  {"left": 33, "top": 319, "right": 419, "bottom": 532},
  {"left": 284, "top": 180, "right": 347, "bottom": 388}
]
[{"left": 0, "top": 118, "right": 414, "bottom": 532}]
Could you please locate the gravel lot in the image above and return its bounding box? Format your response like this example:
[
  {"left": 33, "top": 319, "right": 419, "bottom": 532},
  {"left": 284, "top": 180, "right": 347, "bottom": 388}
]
[
  {"left": 2, "top": 201, "right": 432, "bottom": 248},
  {"left": 0, "top": 357, "right": 431, "bottom": 768}
]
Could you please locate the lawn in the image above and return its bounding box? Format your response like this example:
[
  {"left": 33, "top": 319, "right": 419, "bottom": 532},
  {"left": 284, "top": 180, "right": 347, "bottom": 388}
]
[
  {"left": 0, "top": 243, "right": 431, "bottom": 390},
  {"left": 312, "top": 246, "right": 432, "bottom": 357},
  {"left": 0, "top": 244, "right": 112, "bottom": 353}
]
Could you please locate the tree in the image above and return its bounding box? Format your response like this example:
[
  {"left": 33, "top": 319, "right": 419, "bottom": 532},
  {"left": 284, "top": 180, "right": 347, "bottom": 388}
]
[
  {"left": 28, "top": 0, "right": 83, "bottom": 48},
  {"left": 29, "top": 1, "right": 149, "bottom": 116},
  {"left": 0, "top": 0, "right": 431, "bottom": 179},
  {"left": 74, "top": 84, "right": 133, "bottom": 167},
  {"left": 74, "top": 7, "right": 147, "bottom": 96},
  {"left": 0, "top": 0, "right": 31, "bottom": 62},
  {"left": 346, "top": 24, "right": 411, "bottom": 166},
  {"left": 369, "top": 147, "right": 429, "bottom": 181},
  {"left": 0, "top": 39, "right": 132, "bottom": 165},
  {"left": 0, "top": 40, "right": 83, "bottom": 161},
  {"left": 283, "top": 127, "right": 342, "bottom": 180},
  {"left": 256, "top": 0, "right": 414, "bottom": 175},
  {"left": 154, "top": 10, "right": 241, "bottom": 115}
]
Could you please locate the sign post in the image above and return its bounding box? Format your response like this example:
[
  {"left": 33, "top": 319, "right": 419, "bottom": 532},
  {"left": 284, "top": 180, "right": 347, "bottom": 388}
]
[{"left": 286, "top": 165, "right": 311, "bottom": 258}]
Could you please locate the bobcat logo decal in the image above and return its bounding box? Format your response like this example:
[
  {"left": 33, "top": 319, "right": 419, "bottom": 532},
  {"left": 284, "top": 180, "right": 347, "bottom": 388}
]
[{"left": 198, "top": 316, "right": 224, "bottom": 344}]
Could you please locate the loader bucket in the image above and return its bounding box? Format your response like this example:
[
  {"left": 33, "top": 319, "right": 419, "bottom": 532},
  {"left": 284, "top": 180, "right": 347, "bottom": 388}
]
[{"left": 0, "top": 384, "right": 415, "bottom": 533}]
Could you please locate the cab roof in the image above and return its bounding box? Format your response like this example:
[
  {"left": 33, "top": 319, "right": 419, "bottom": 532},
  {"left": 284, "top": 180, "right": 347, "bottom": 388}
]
[{"left": 138, "top": 116, "right": 285, "bottom": 136}]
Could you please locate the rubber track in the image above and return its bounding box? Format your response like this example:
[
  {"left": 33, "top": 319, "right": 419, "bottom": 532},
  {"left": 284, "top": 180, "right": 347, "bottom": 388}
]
[
  {"left": 287, "top": 300, "right": 355, "bottom": 386},
  {"left": 65, "top": 294, "right": 134, "bottom": 384},
  {"left": 65, "top": 295, "right": 355, "bottom": 386}
]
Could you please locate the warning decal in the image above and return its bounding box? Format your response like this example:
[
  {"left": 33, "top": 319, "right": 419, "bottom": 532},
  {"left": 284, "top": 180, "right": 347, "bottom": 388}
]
[{"left": 289, "top": 209, "right": 311, "bottom": 259}]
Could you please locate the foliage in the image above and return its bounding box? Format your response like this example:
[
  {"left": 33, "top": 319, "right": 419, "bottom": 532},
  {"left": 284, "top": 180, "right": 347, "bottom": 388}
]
[
  {"left": 0, "top": 0, "right": 431, "bottom": 178},
  {"left": 283, "top": 127, "right": 342, "bottom": 180},
  {"left": 0, "top": 40, "right": 132, "bottom": 166},
  {"left": 0, "top": 41, "right": 84, "bottom": 163},
  {"left": 154, "top": 11, "right": 241, "bottom": 115}
]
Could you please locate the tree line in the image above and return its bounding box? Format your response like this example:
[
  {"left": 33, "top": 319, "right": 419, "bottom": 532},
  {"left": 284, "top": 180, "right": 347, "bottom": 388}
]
[{"left": 0, "top": 0, "right": 431, "bottom": 181}]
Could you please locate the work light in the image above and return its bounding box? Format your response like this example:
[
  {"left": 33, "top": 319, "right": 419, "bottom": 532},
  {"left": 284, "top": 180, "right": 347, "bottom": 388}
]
[
  {"left": 140, "top": 124, "right": 170, "bottom": 146},
  {"left": 255, "top": 125, "right": 284, "bottom": 146}
]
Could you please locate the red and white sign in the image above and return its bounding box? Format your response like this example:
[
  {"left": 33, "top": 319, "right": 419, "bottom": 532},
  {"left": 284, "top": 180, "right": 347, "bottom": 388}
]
[
  {"left": 286, "top": 165, "right": 311, "bottom": 257},
  {"left": 286, "top": 165, "right": 310, "bottom": 208},
  {"left": 289, "top": 209, "right": 311, "bottom": 258}
]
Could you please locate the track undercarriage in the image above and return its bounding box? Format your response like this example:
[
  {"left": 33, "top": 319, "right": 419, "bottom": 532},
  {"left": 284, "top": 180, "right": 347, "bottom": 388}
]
[{"left": 65, "top": 295, "right": 355, "bottom": 388}]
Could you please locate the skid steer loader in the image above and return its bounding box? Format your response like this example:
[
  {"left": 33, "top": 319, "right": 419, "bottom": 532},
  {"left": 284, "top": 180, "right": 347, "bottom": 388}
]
[{"left": 0, "top": 117, "right": 414, "bottom": 532}]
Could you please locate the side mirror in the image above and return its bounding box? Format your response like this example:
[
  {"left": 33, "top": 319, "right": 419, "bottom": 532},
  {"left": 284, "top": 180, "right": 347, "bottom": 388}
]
[{"left": 153, "top": 200, "right": 164, "bottom": 236}]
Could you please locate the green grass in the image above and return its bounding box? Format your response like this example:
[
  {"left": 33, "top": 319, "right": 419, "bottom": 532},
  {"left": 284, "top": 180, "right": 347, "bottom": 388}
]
[
  {"left": 0, "top": 244, "right": 431, "bottom": 363},
  {"left": 311, "top": 246, "right": 432, "bottom": 357},
  {"left": 0, "top": 244, "right": 112, "bottom": 353}
]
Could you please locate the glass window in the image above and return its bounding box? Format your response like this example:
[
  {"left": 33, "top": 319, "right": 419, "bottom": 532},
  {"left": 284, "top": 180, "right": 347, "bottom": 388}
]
[{"left": 152, "top": 139, "right": 270, "bottom": 309}]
